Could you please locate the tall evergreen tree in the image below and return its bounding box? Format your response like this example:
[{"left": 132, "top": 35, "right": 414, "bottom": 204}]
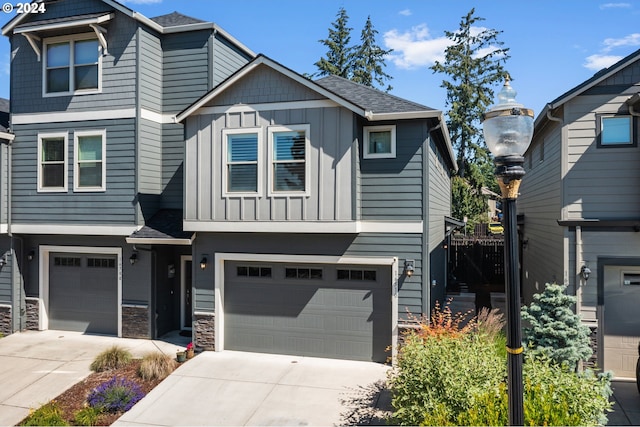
[
  {"left": 351, "top": 16, "right": 393, "bottom": 92},
  {"left": 431, "top": 8, "right": 510, "bottom": 179},
  {"left": 315, "top": 7, "right": 354, "bottom": 79}
]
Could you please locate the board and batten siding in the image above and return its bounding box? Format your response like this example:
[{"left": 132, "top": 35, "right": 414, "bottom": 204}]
[
  {"left": 10, "top": 5, "right": 138, "bottom": 114},
  {"left": 185, "top": 106, "right": 354, "bottom": 223},
  {"left": 519, "top": 120, "right": 565, "bottom": 303},
  {"left": 563, "top": 94, "right": 640, "bottom": 220},
  {"left": 360, "top": 121, "right": 424, "bottom": 221},
  {"left": 11, "top": 119, "right": 137, "bottom": 224}
]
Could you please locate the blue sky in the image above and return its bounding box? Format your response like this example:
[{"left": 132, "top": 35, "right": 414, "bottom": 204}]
[{"left": 2, "top": 0, "right": 640, "bottom": 117}]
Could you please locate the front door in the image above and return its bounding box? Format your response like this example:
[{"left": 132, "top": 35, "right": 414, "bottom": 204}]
[{"left": 181, "top": 256, "right": 193, "bottom": 330}]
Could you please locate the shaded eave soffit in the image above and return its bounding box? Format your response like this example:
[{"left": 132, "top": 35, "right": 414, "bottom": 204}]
[{"left": 1, "top": 0, "right": 255, "bottom": 58}]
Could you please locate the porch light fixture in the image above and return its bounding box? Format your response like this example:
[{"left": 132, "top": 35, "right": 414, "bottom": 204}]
[
  {"left": 200, "top": 256, "right": 208, "bottom": 270},
  {"left": 27, "top": 250, "right": 35, "bottom": 261},
  {"left": 129, "top": 252, "right": 138, "bottom": 265},
  {"left": 404, "top": 259, "right": 415, "bottom": 277},
  {"left": 482, "top": 76, "right": 534, "bottom": 427},
  {"left": 581, "top": 265, "right": 592, "bottom": 281}
]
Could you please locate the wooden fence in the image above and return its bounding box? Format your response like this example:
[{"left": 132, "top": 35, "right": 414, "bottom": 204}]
[{"left": 448, "top": 237, "right": 505, "bottom": 293}]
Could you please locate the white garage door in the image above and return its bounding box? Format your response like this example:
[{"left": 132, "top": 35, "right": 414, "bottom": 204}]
[
  {"left": 224, "top": 262, "right": 392, "bottom": 362},
  {"left": 603, "top": 265, "right": 640, "bottom": 379}
]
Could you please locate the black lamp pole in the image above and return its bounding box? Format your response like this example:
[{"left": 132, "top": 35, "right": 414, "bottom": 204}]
[{"left": 495, "top": 155, "right": 525, "bottom": 426}]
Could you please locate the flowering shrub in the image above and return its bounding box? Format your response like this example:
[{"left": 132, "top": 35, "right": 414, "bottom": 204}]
[
  {"left": 87, "top": 376, "right": 145, "bottom": 413},
  {"left": 186, "top": 342, "right": 193, "bottom": 351}
]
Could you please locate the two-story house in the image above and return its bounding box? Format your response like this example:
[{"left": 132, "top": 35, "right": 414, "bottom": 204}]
[
  {"left": 0, "top": 98, "right": 12, "bottom": 336},
  {"left": 0, "top": 0, "right": 253, "bottom": 339},
  {"left": 175, "top": 55, "right": 456, "bottom": 362},
  {"left": 518, "top": 47, "right": 640, "bottom": 378}
]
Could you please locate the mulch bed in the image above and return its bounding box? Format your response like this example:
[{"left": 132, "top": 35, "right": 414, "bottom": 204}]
[{"left": 21, "top": 359, "right": 176, "bottom": 426}]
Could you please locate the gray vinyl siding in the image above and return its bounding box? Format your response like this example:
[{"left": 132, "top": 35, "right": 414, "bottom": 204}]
[
  {"left": 192, "top": 232, "right": 425, "bottom": 318},
  {"left": 138, "top": 119, "right": 162, "bottom": 215},
  {"left": 0, "top": 143, "right": 7, "bottom": 225},
  {"left": 162, "top": 31, "right": 211, "bottom": 112},
  {"left": 11, "top": 119, "right": 137, "bottom": 224},
  {"left": 161, "top": 123, "right": 185, "bottom": 209},
  {"left": 0, "top": 241, "right": 11, "bottom": 304},
  {"left": 10, "top": 7, "right": 138, "bottom": 114},
  {"left": 519, "top": 122, "right": 565, "bottom": 304},
  {"left": 360, "top": 121, "right": 424, "bottom": 221},
  {"left": 138, "top": 28, "right": 163, "bottom": 112},
  {"left": 211, "top": 33, "right": 253, "bottom": 88},
  {"left": 185, "top": 105, "right": 354, "bottom": 222},
  {"left": 26, "top": 0, "right": 111, "bottom": 21},
  {"left": 563, "top": 94, "right": 640, "bottom": 220}
]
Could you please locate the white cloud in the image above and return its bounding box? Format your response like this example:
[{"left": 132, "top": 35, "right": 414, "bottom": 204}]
[
  {"left": 583, "top": 54, "right": 623, "bottom": 70},
  {"left": 600, "top": 2, "right": 632, "bottom": 9},
  {"left": 602, "top": 33, "right": 640, "bottom": 52},
  {"left": 383, "top": 24, "right": 451, "bottom": 69},
  {"left": 398, "top": 9, "right": 412, "bottom": 16}
]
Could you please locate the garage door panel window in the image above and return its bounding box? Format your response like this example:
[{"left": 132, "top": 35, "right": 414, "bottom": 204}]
[
  {"left": 54, "top": 256, "right": 81, "bottom": 267},
  {"left": 337, "top": 269, "right": 377, "bottom": 281},
  {"left": 87, "top": 257, "right": 116, "bottom": 268},
  {"left": 237, "top": 265, "right": 272, "bottom": 278},
  {"left": 285, "top": 267, "right": 323, "bottom": 279}
]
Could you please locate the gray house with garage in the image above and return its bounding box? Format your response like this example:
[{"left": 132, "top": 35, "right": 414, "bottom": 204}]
[
  {"left": 175, "top": 55, "right": 456, "bottom": 362},
  {"left": 518, "top": 47, "right": 640, "bottom": 378},
  {"left": 0, "top": 0, "right": 253, "bottom": 338}
]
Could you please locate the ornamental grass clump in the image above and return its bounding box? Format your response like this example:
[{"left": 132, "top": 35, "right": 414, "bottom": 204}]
[
  {"left": 90, "top": 346, "right": 133, "bottom": 372},
  {"left": 87, "top": 376, "right": 145, "bottom": 413},
  {"left": 138, "top": 351, "right": 177, "bottom": 381}
]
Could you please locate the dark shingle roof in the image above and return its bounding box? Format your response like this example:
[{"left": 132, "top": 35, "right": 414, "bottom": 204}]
[
  {"left": 0, "top": 98, "right": 9, "bottom": 133},
  {"left": 314, "top": 74, "right": 438, "bottom": 115},
  {"left": 150, "top": 12, "right": 206, "bottom": 27},
  {"left": 129, "top": 209, "right": 193, "bottom": 241}
]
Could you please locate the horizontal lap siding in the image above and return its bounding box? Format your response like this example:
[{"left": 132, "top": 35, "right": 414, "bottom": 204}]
[
  {"left": 360, "top": 121, "right": 423, "bottom": 220},
  {"left": 211, "top": 34, "right": 253, "bottom": 87},
  {"left": 139, "top": 29, "right": 163, "bottom": 112},
  {"left": 11, "top": 6, "right": 138, "bottom": 114},
  {"left": 162, "top": 124, "right": 185, "bottom": 209},
  {"left": 519, "top": 123, "right": 565, "bottom": 303},
  {"left": 0, "top": 238, "right": 11, "bottom": 304},
  {"left": 11, "top": 120, "right": 137, "bottom": 224}
]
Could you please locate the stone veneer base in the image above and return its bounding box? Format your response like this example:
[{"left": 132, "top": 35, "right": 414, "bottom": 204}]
[
  {"left": 194, "top": 312, "right": 215, "bottom": 350},
  {"left": 121, "top": 305, "right": 150, "bottom": 339},
  {"left": 0, "top": 304, "right": 11, "bottom": 336},
  {"left": 25, "top": 297, "right": 39, "bottom": 331}
]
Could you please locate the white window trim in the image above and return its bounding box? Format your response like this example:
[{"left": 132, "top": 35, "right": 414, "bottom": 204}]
[
  {"left": 37, "top": 132, "right": 68, "bottom": 193},
  {"left": 268, "top": 124, "right": 310, "bottom": 196},
  {"left": 74, "top": 129, "right": 106, "bottom": 192},
  {"left": 221, "top": 127, "right": 263, "bottom": 197},
  {"left": 42, "top": 32, "right": 103, "bottom": 98},
  {"left": 363, "top": 124, "right": 396, "bottom": 159}
]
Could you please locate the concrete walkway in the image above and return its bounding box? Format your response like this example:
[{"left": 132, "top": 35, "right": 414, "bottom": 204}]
[
  {"left": 114, "top": 350, "right": 391, "bottom": 426},
  {"left": 0, "top": 330, "right": 189, "bottom": 426}
]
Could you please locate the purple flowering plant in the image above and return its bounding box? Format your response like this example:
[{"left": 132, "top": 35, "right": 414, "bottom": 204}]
[{"left": 87, "top": 376, "right": 145, "bottom": 413}]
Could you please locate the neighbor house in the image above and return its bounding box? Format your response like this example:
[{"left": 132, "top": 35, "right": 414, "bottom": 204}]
[
  {"left": 0, "top": 99, "right": 12, "bottom": 335},
  {"left": 175, "top": 55, "right": 456, "bottom": 362},
  {"left": 0, "top": 0, "right": 254, "bottom": 338},
  {"left": 518, "top": 47, "right": 640, "bottom": 378}
]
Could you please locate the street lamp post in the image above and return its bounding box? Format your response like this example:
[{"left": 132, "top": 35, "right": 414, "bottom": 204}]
[{"left": 482, "top": 77, "right": 534, "bottom": 426}]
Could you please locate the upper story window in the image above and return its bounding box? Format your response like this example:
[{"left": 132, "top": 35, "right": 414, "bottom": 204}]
[
  {"left": 223, "top": 128, "right": 261, "bottom": 195},
  {"left": 38, "top": 132, "right": 68, "bottom": 192},
  {"left": 44, "top": 34, "right": 101, "bottom": 96},
  {"left": 74, "top": 130, "right": 106, "bottom": 192},
  {"left": 598, "top": 115, "right": 636, "bottom": 147},
  {"left": 269, "top": 124, "right": 309, "bottom": 194},
  {"left": 364, "top": 125, "right": 396, "bottom": 159}
]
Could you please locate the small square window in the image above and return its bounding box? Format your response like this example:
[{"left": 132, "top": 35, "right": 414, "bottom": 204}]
[
  {"left": 364, "top": 125, "right": 396, "bottom": 159},
  {"left": 599, "top": 115, "right": 635, "bottom": 147}
]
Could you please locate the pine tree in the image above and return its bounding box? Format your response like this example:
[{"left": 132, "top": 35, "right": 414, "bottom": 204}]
[
  {"left": 315, "top": 7, "right": 354, "bottom": 79},
  {"left": 521, "top": 283, "right": 593, "bottom": 370},
  {"left": 351, "top": 16, "right": 393, "bottom": 92}
]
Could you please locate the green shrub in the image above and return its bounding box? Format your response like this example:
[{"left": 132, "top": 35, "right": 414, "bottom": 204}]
[
  {"left": 138, "top": 351, "right": 177, "bottom": 381},
  {"left": 73, "top": 406, "right": 103, "bottom": 426},
  {"left": 20, "top": 401, "right": 68, "bottom": 426},
  {"left": 90, "top": 346, "right": 132, "bottom": 372}
]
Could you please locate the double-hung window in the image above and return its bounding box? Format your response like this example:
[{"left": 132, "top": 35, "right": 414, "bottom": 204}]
[
  {"left": 269, "top": 125, "right": 309, "bottom": 194},
  {"left": 38, "top": 133, "right": 68, "bottom": 192},
  {"left": 223, "top": 129, "right": 260, "bottom": 195},
  {"left": 74, "top": 130, "right": 106, "bottom": 191},
  {"left": 598, "top": 115, "right": 636, "bottom": 147},
  {"left": 44, "top": 35, "right": 101, "bottom": 96}
]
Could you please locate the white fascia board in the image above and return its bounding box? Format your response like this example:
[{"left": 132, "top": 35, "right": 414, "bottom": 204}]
[
  {"left": 140, "top": 108, "right": 175, "bottom": 124},
  {"left": 14, "top": 13, "right": 114, "bottom": 34},
  {"left": 196, "top": 99, "right": 339, "bottom": 116},
  {"left": 12, "top": 108, "right": 136, "bottom": 124},
  {"left": 184, "top": 220, "right": 423, "bottom": 234},
  {"left": 366, "top": 110, "right": 443, "bottom": 121},
  {"left": 125, "top": 237, "right": 194, "bottom": 246},
  {"left": 0, "top": 132, "right": 14, "bottom": 141},
  {"left": 11, "top": 224, "right": 139, "bottom": 236}
]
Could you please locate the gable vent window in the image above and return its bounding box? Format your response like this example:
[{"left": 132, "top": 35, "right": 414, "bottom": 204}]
[
  {"left": 54, "top": 257, "right": 81, "bottom": 267},
  {"left": 237, "top": 266, "right": 272, "bottom": 278},
  {"left": 87, "top": 258, "right": 116, "bottom": 268},
  {"left": 285, "top": 267, "right": 323, "bottom": 280},
  {"left": 337, "top": 269, "right": 377, "bottom": 281},
  {"left": 44, "top": 36, "right": 101, "bottom": 96}
]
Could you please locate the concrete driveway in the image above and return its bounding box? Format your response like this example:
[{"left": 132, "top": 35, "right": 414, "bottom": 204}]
[
  {"left": 0, "top": 330, "right": 188, "bottom": 426},
  {"left": 113, "top": 350, "right": 391, "bottom": 426}
]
